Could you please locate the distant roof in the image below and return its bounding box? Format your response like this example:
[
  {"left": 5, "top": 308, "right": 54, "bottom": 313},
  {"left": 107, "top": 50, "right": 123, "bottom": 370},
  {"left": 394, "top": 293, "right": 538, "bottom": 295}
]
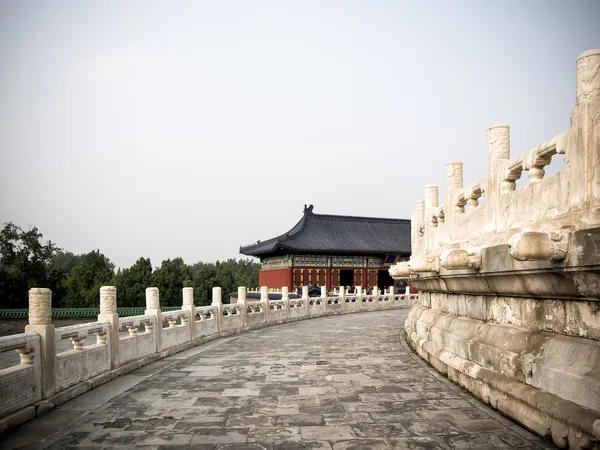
[{"left": 239, "top": 205, "right": 411, "bottom": 257}]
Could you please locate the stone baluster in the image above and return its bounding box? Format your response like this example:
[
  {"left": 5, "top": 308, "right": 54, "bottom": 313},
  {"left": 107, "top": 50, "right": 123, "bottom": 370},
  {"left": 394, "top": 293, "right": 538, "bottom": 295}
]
[
  {"left": 572, "top": 49, "right": 600, "bottom": 209},
  {"left": 260, "top": 286, "right": 269, "bottom": 322},
  {"left": 211, "top": 287, "right": 223, "bottom": 332},
  {"left": 281, "top": 286, "right": 290, "bottom": 321},
  {"left": 302, "top": 286, "right": 309, "bottom": 315},
  {"left": 182, "top": 287, "right": 195, "bottom": 340},
  {"left": 486, "top": 123, "right": 511, "bottom": 230},
  {"left": 339, "top": 285, "right": 345, "bottom": 304},
  {"left": 237, "top": 286, "right": 247, "bottom": 328},
  {"left": 25, "top": 288, "right": 55, "bottom": 398},
  {"left": 356, "top": 285, "right": 363, "bottom": 301},
  {"left": 145, "top": 287, "right": 162, "bottom": 352},
  {"left": 302, "top": 286, "right": 309, "bottom": 301},
  {"left": 444, "top": 160, "right": 465, "bottom": 241},
  {"left": 412, "top": 200, "right": 426, "bottom": 257},
  {"left": 425, "top": 185, "right": 439, "bottom": 254},
  {"left": 98, "top": 286, "right": 119, "bottom": 369}
]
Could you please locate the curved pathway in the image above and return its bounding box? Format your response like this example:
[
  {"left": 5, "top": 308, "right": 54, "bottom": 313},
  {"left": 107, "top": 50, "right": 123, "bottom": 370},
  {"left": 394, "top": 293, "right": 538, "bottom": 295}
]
[{"left": 1, "top": 310, "right": 555, "bottom": 450}]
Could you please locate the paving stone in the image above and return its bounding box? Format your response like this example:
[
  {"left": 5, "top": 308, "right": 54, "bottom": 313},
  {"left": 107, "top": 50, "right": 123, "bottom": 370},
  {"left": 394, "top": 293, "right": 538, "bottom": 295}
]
[
  {"left": 275, "top": 442, "right": 331, "bottom": 450},
  {"left": 415, "top": 408, "right": 489, "bottom": 421},
  {"left": 157, "top": 445, "right": 217, "bottom": 450},
  {"left": 0, "top": 310, "right": 556, "bottom": 450},
  {"left": 221, "top": 388, "right": 261, "bottom": 397},
  {"left": 189, "top": 428, "right": 249, "bottom": 444},
  {"left": 248, "top": 426, "right": 302, "bottom": 443},
  {"left": 443, "top": 433, "right": 515, "bottom": 449},
  {"left": 227, "top": 414, "right": 276, "bottom": 428},
  {"left": 450, "top": 418, "right": 507, "bottom": 432},
  {"left": 369, "top": 412, "right": 422, "bottom": 422},
  {"left": 175, "top": 415, "right": 229, "bottom": 429},
  {"left": 351, "top": 423, "right": 409, "bottom": 437},
  {"left": 217, "top": 445, "right": 273, "bottom": 450},
  {"left": 323, "top": 412, "right": 373, "bottom": 425},
  {"left": 300, "top": 425, "right": 356, "bottom": 441},
  {"left": 332, "top": 439, "right": 391, "bottom": 449},
  {"left": 402, "top": 420, "right": 462, "bottom": 436},
  {"left": 388, "top": 436, "right": 452, "bottom": 449},
  {"left": 274, "top": 414, "right": 325, "bottom": 426},
  {"left": 135, "top": 431, "right": 195, "bottom": 446}
]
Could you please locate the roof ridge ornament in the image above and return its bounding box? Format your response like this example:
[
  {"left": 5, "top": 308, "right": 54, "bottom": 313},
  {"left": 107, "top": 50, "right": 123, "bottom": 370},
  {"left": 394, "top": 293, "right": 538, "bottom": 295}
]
[{"left": 303, "top": 204, "right": 314, "bottom": 215}]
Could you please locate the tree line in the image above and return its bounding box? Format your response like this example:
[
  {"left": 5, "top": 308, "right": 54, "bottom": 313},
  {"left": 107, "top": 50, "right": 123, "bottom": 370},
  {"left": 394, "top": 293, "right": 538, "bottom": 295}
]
[{"left": 0, "top": 222, "right": 260, "bottom": 309}]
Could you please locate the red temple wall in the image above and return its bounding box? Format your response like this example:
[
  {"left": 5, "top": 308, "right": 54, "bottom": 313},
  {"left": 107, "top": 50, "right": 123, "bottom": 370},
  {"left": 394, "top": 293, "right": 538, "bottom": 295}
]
[
  {"left": 258, "top": 265, "right": 414, "bottom": 293},
  {"left": 258, "top": 268, "right": 292, "bottom": 289}
]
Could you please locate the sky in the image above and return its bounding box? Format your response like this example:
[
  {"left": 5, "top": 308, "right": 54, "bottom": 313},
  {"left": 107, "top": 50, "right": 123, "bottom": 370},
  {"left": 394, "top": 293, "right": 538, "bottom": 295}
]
[{"left": 1, "top": 1, "right": 599, "bottom": 269}]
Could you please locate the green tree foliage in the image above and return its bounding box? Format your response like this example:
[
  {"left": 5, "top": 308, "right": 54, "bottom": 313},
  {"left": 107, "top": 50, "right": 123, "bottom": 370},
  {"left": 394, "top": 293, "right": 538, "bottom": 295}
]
[
  {"left": 0, "top": 222, "right": 260, "bottom": 309},
  {"left": 48, "top": 251, "right": 84, "bottom": 306},
  {"left": 111, "top": 257, "right": 153, "bottom": 307},
  {"left": 188, "top": 258, "right": 259, "bottom": 305},
  {"left": 62, "top": 251, "right": 115, "bottom": 308},
  {"left": 0, "top": 223, "right": 60, "bottom": 308},
  {"left": 150, "top": 258, "right": 192, "bottom": 307}
]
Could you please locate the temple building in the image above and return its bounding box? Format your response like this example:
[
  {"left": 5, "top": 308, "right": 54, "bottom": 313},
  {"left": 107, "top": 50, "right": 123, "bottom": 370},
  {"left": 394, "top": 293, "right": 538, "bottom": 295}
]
[{"left": 240, "top": 205, "right": 411, "bottom": 293}]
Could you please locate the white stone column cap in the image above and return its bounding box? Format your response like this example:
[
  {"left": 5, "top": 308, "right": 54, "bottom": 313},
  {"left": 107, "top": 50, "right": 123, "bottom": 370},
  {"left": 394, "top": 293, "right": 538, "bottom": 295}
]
[{"left": 578, "top": 48, "right": 600, "bottom": 59}]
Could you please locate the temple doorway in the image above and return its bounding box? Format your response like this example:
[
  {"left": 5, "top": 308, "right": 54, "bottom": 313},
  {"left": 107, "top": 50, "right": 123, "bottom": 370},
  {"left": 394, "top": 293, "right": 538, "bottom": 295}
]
[
  {"left": 340, "top": 270, "right": 353, "bottom": 288},
  {"left": 378, "top": 270, "right": 394, "bottom": 293}
]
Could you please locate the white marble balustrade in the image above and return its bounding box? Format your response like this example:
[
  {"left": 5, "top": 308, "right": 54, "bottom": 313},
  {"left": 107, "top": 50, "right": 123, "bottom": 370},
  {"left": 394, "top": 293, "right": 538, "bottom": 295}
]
[{"left": 0, "top": 285, "right": 417, "bottom": 434}]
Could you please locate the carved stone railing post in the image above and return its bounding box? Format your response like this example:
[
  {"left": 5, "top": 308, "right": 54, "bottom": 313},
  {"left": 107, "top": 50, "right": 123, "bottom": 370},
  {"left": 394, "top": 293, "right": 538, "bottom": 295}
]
[
  {"left": 237, "top": 286, "right": 247, "bottom": 328},
  {"left": 412, "top": 200, "right": 426, "bottom": 257},
  {"left": 145, "top": 287, "right": 162, "bottom": 352},
  {"left": 182, "top": 287, "right": 195, "bottom": 341},
  {"left": 425, "top": 185, "right": 439, "bottom": 253},
  {"left": 302, "top": 285, "right": 309, "bottom": 315},
  {"left": 25, "top": 288, "right": 55, "bottom": 399},
  {"left": 356, "top": 285, "right": 363, "bottom": 301},
  {"left": 98, "top": 286, "right": 119, "bottom": 368},
  {"left": 281, "top": 286, "right": 290, "bottom": 321},
  {"left": 487, "top": 123, "right": 510, "bottom": 230},
  {"left": 211, "top": 287, "right": 223, "bottom": 332},
  {"left": 445, "top": 161, "right": 464, "bottom": 238},
  {"left": 339, "top": 285, "right": 345, "bottom": 305},
  {"left": 260, "top": 286, "right": 269, "bottom": 323},
  {"left": 573, "top": 49, "right": 600, "bottom": 208}
]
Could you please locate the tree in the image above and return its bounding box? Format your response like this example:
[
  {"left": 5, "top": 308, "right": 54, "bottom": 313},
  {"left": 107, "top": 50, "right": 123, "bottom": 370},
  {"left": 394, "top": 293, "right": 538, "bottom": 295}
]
[
  {"left": 0, "top": 222, "right": 60, "bottom": 308},
  {"left": 48, "top": 251, "right": 84, "bottom": 307},
  {"left": 189, "top": 262, "right": 218, "bottom": 305},
  {"left": 0, "top": 220, "right": 261, "bottom": 309},
  {"left": 151, "top": 258, "right": 192, "bottom": 307},
  {"left": 111, "top": 257, "right": 153, "bottom": 307},
  {"left": 62, "top": 251, "right": 115, "bottom": 308},
  {"left": 52, "top": 251, "right": 83, "bottom": 275}
]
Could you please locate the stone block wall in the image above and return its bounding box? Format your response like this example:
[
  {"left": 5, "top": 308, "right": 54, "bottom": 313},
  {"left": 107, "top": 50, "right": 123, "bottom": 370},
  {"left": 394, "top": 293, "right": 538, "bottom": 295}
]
[{"left": 390, "top": 49, "right": 600, "bottom": 449}]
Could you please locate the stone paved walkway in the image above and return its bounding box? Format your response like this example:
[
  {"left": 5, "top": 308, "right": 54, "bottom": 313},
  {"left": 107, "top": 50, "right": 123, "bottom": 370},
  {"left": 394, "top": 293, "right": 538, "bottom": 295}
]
[{"left": 1, "top": 310, "right": 556, "bottom": 450}]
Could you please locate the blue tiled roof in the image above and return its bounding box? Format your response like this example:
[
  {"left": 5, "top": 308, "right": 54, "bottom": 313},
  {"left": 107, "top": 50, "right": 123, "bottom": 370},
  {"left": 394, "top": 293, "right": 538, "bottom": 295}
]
[{"left": 239, "top": 205, "right": 411, "bottom": 257}]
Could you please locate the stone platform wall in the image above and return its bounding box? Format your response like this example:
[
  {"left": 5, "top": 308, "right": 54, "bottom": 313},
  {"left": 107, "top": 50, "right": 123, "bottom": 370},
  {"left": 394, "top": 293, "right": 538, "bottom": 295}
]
[{"left": 390, "top": 49, "right": 600, "bottom": 449}]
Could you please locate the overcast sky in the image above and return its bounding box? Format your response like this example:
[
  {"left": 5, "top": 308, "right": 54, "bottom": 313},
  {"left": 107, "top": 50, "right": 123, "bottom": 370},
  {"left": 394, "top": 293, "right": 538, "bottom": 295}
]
[{"left": 1, "top": 1, "right": 599, "bottom": 269}]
